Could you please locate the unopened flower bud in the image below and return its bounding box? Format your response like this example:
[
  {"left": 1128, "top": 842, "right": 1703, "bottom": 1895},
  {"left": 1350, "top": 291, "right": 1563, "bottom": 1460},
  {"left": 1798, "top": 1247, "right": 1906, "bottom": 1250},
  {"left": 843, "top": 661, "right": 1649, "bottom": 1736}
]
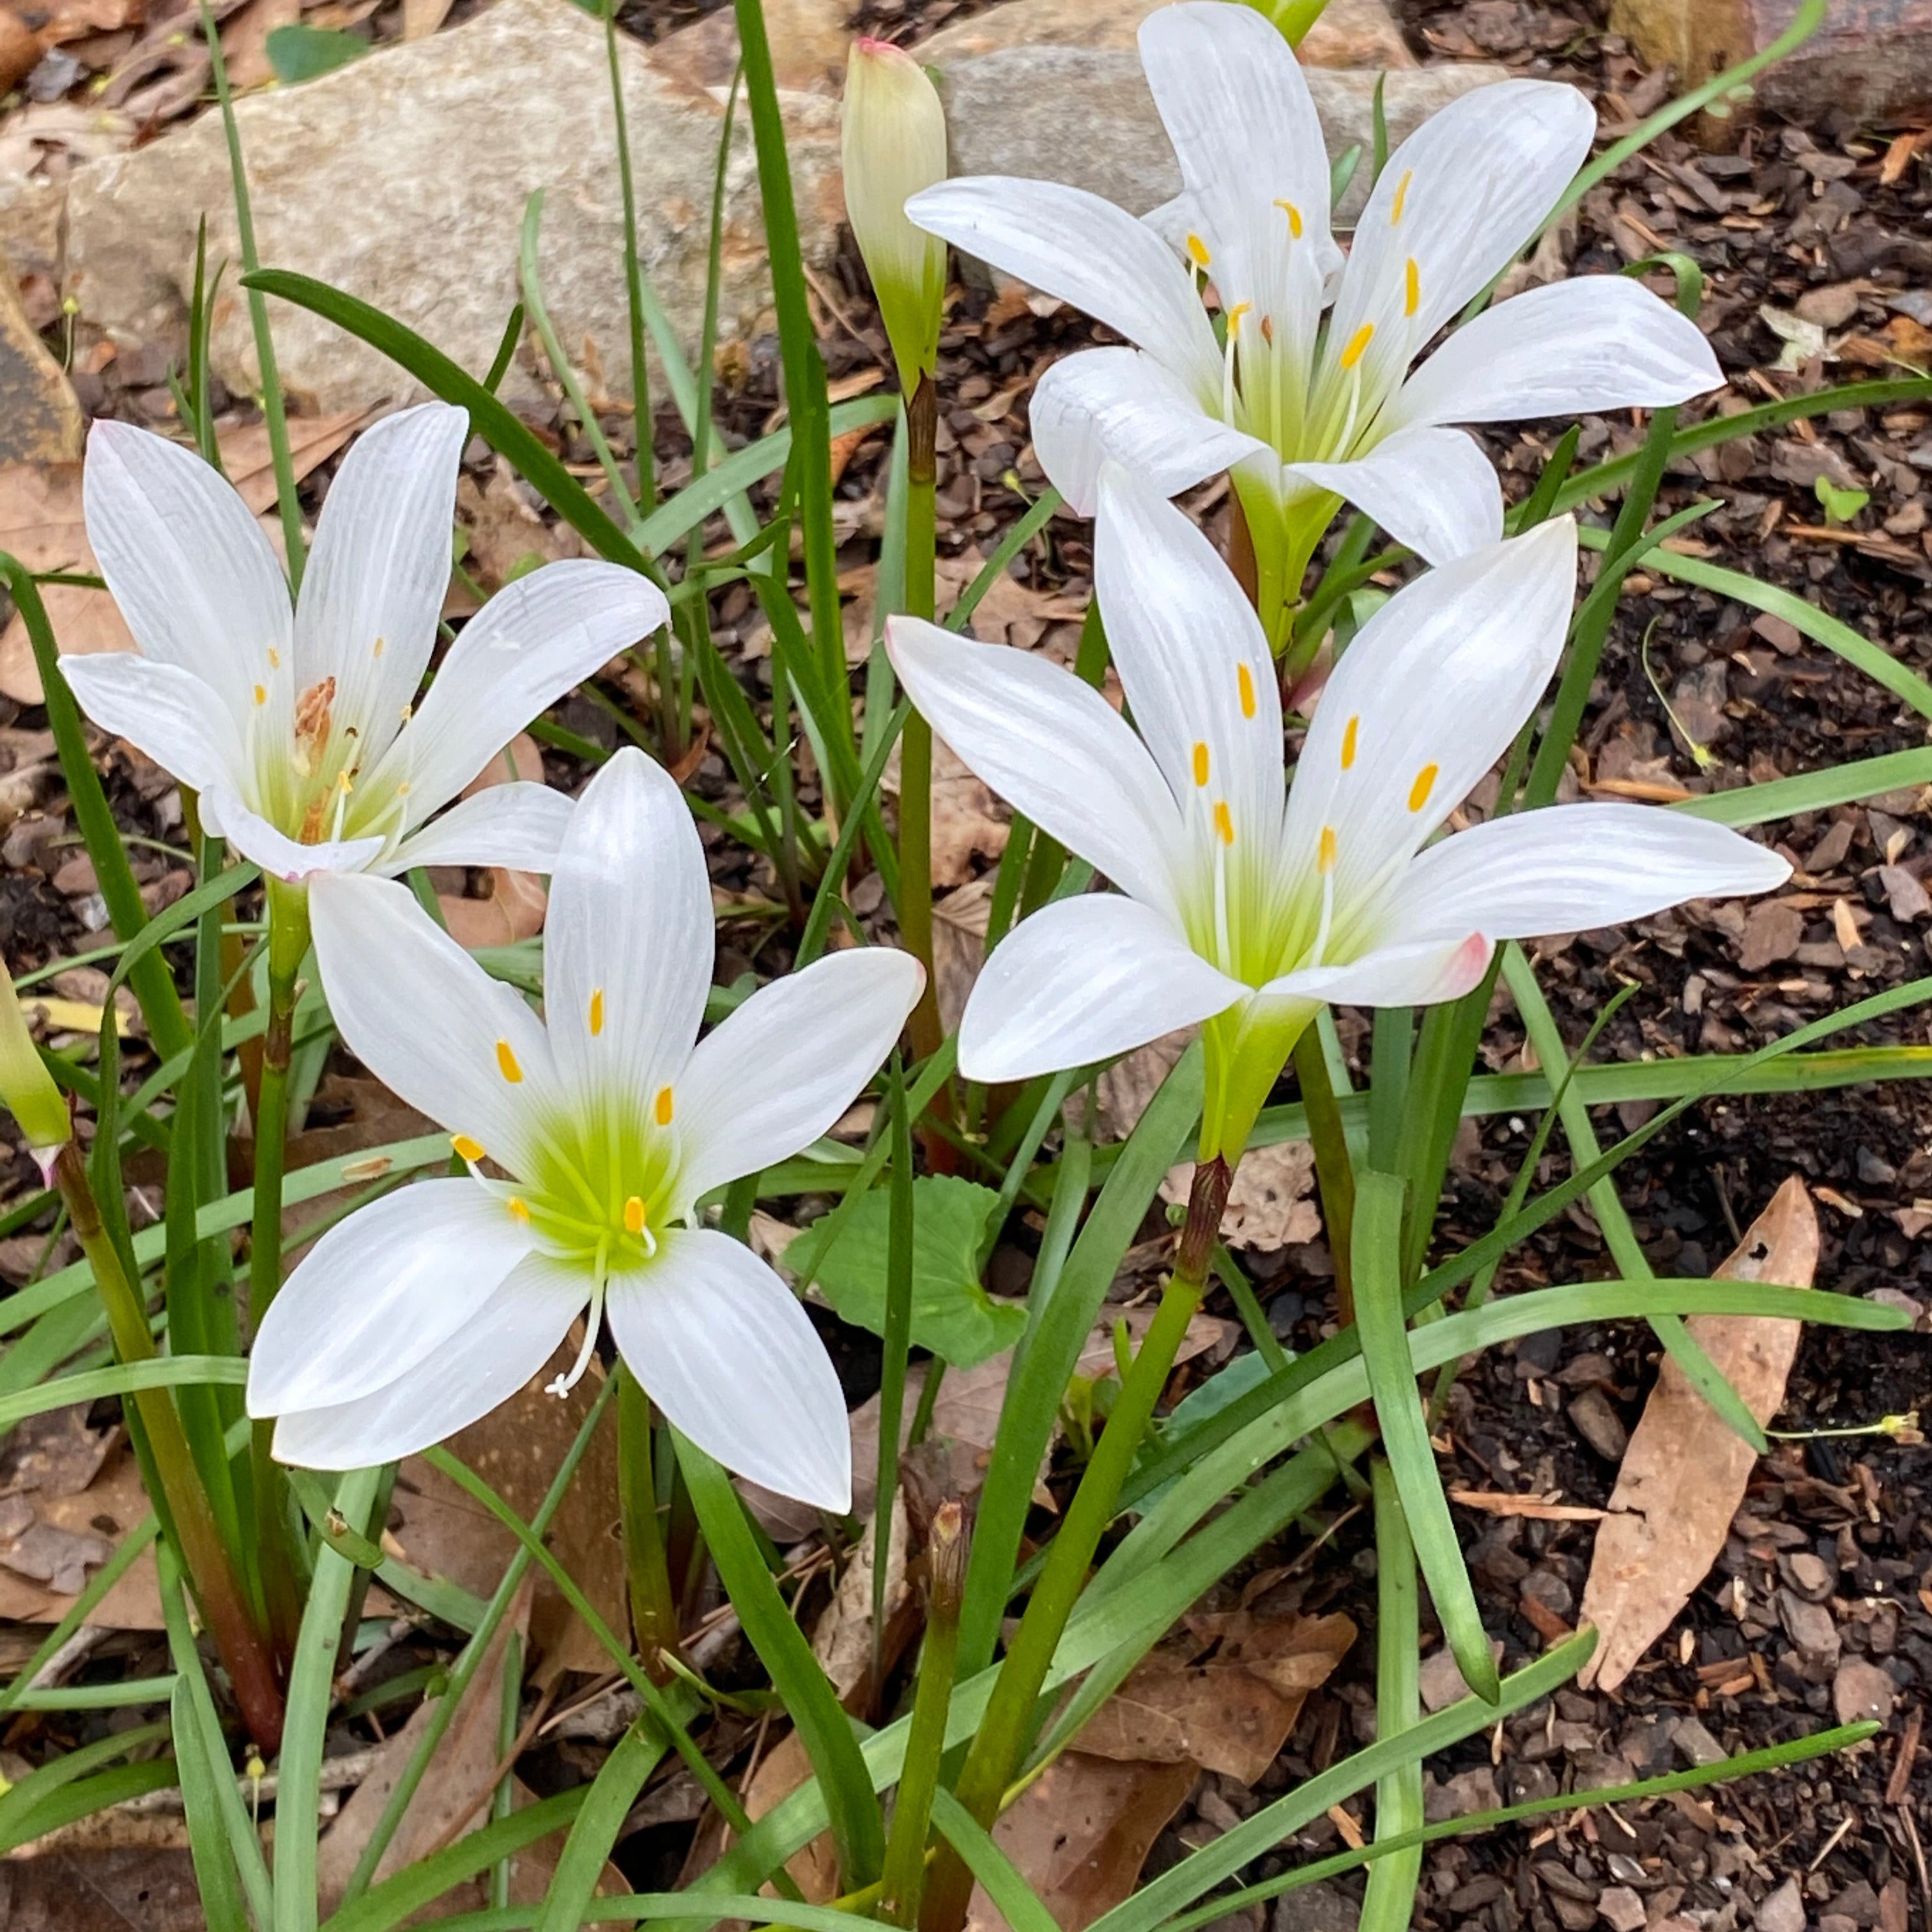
[
  {"left": 0, "top": 958, "right": 70, "bottom": 1181},
  {"left": 841, "top": 39, "right": 948, "bottom": 393}
]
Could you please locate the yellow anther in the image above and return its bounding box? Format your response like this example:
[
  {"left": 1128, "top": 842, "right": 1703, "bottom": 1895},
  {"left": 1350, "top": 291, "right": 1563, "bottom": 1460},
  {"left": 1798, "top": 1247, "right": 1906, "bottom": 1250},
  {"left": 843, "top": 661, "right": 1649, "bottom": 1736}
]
[
  {"left": 1274, "top": 198, "right": 1304, "bottom": 239},
  {"left": 1192, "top": 740, "right": 1210, "bottom": 788},
  {"left": 336, "top": 770, "right": 353, "bottom": 794},
  {"left": 588, "top": 988, "right": 604, "bottom": 1036},
  {"left": 655, "top": 1085, "right": 675, "bottom": 1126},
  {"left": 1238, "top": 663, "right": 1257, "bottom": 719},
  {"left": 507, "top": 1197, "right": 530, "bottom": 1223},
  {"left": 1407, "top": 762, "right": 1439, "bottom": 813},
  {"left": 1226, "top": 301, "right": 1252, "bottom": 339},
  {"left": 1404, "top": 257, "right": 1420, "bottom": 318},
  {"left": 624, "top": 1195, "right": 646, "bottom": 1235},
  {"left": 1186, "top": 232, "right": 1212, "bottom": 269},
  {"left": 1390, "top": 169, "right": 1413, "bottom": 224},
  {"left": 267, "top": 647, "right": 280, "bottom": 670},
  {"left": 1213, "top": 800, "right": 1234, "bottom": 846},
  {"left": 1341, "top": 714, "right": 1360, "bottom": 770},
  {"left": 1317, "top": 825, "right": 1338, "bottom": 875},
  {"left": 372, "top": 636, "right": 385, "bottom": 658},
  {"left": 1340, "top": 323, "right": 1375, "bottom": 371},
  {"left": 495, "top": 1039, "right": 523, "bottom": 1083},
  {"left": 253, "top": 684, "right": 267, "bottom": 707},
  {"left": 452, "top": 1135, "right": 485, "bottom": 1163}
]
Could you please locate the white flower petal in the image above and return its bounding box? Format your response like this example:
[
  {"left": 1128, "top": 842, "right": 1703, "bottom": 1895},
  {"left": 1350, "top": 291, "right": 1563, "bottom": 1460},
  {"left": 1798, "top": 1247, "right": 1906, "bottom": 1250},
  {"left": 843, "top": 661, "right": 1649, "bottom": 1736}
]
[
  {"left": 907, "top": 176, "right": 1223, "bottom": 401},
  {"left": 1393, "top": 276, "right": 1724, "bottom": 429},
  {"left": 204, "top": 788, "right": 386, "bottom": 884},
  {"left": 1392, "top": 803, "right": 1791, "bottom": 940},
  {"left": 960, "top": 891, "right": 1243, "bottom": 1083},
  {"left": 381, "top": 782, "right": 574, "bottom": 877},
  {"left": 58, "top": 654, "right": 244, "bottom": 799},
  {"left": 674, "top": 947, "right": 924, "bottom": 1208},
  {"left": 1261, "top": 931, "right": 1492, "bottom": 1008},
  {"left": 1282, "top": 518, "right": 1577, "bottom": 900},
  {"left": 367, "top": 560, "right": 666, "bottom": 824},
  {"left": 1137, "top": 0, "right": 1337, "bottom": 289},
  {"left": 309, "top": 870, "right": 560, "bottom": 1175},
  {"left": 82, "top": 420, "right": 293, "bottom": 734},
  {"left": 1095, "top": 463, "right": 1282, "bottom": 848},
  {"left": 294, "top": 402, "right": 469, "bottom": 759},
  {"left": 606, "top": 1229, "right": 850, "bottom": 1512},
  {"left": 247, "top": 1177, "right": 532, "bottom": 1415},
  {"left": 1282, "top": 424, "right": 1502, "bottom": 565},
  {"left": 1032, "top": 348, "right": 1268, "bottom": 517},
  {"left": 542, "top": 746, "right": 713, "bottom": 1107},
  {"left": 1330, "top": 80, "right": 1596, "bottom": 349},
  {"left": 886, "top": 616, "right": 1186, "bottom": 920},
  {"left": 270, "top": 1250, "right": 585, "bottom": 1470}
]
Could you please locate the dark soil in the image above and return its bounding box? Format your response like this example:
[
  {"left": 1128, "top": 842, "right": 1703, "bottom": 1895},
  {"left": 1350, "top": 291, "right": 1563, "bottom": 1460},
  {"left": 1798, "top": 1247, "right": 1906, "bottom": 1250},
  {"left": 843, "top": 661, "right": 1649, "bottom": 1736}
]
[{"left": 1, "top": 0, "right": 1929, "bottom": 1921}]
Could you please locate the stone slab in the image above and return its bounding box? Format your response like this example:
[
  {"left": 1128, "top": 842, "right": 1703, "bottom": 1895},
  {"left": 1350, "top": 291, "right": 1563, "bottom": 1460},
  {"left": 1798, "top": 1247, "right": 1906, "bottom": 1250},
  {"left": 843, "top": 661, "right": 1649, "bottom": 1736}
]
[
  {"left": 60, "top": 0, "right": 844, "bottom": 414},
  {"left": 938, "top": 47, "right": 1508, "bottom": 229},
  {"left": 915, "top": 0, "right": 1415, "bottom": 68},
  {"left": 1609, "top": 0, "right": 1932, "bottom": 127}
]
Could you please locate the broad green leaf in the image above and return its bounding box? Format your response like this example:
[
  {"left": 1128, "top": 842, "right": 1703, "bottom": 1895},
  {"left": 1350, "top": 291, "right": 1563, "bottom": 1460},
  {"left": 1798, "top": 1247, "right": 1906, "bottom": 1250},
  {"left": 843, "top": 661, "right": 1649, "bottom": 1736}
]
[
  {"left": 788, "top": 1176, "right": 1023, "bottom": 1369},
  {"left": 266, "top": 23, "right": 368, "bottom": 79}
]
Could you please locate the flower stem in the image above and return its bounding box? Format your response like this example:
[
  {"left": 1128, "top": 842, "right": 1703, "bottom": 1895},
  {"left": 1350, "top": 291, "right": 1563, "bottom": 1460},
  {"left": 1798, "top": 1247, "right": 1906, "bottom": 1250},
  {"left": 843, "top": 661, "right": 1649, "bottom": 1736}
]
[
  {"left": 917, "top": 1155, "right": 1234, "bottom": 1932},
  {"left": 882, "top": 1500, "right": 965, "bottom": 1928},
  {"left": 250, "top": 882, "right": 310, "bottom": 1661},
  {"left": 898, "top": 376, "right": 942, "bottom": 1069},
  {"left": 51, "top": 1141, "right": 285, "bottom": 1750},
  {"left": 617, "top": 1366, "right": 680, "bottom": 1681}
]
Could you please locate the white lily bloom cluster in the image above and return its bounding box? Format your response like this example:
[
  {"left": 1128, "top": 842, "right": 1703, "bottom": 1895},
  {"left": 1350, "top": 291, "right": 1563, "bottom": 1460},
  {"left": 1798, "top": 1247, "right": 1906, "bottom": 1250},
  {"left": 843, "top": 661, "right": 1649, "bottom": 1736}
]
[
  {"left": 907, "top": 2, "right": 1722, "bottom": 641},
  {"left": 65, "top": 402, "right": 665, "bottom": 887},
  {"left": 889, "top": 466, "right": 1788, "bottom": 1162},
  {"left": 61, "top": 6, "right": 1793, "bottom": 1498},
  {"left": 247, "top": 749, "right": 923, "bottom": 1508}
]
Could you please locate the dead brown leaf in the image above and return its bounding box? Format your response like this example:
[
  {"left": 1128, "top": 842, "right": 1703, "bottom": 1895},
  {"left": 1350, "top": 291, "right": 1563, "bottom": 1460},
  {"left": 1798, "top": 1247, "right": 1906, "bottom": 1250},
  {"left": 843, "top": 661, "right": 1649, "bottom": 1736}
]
[
  {"left": 222, "top": 0, "right": 300, "bottom": 88},
  {"left": 0, "top": 410, "right": 368, "bottom": 703},
  {"left": 0, "top": 1413, "right": 161, "bottom": 1629},
  {"left": 435, "top": 732, "right": 551, "bottom": 948},
  {"left": 388, "top": 1342, "right": 626, "bottom": 1681},
  {"left": 933, "top": 877, "right": 992, "bottom": 1036},
  {"left": 400, "top": 0, "right": 452, "bottom": 35},
  {"left": 457, "top": 462, "right": 583, "bottom": 594},
  {"left": 809, "top": 1492, "right": 916, "bottom": 1712},
  {"left": 1577, "top": 1176, "right": 1818, "bottom": 1692},
  {"left": 1075, "top": 1610, "right": 1354, "bottom": 1784},
  {"left": 317, "top": 1579, "right": 533, "bottom": 1908},
  {"left": 965, "top": 1753, "right": 1197, "bottom": 1932},
  {"left": 1163, "top": 1140, "right": 1321, "bottom": 1252},
  {"left": 739, "top": 1728, "right": 841, "bottom": 1903}
]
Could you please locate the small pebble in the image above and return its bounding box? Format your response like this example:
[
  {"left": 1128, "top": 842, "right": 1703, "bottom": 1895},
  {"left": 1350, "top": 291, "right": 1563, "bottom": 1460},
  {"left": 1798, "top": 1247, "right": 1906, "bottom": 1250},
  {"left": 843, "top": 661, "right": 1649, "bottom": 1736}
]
[
  {"left": 1568, "top": 1386, "right": 1629, "bottom": 1460},
  {"left": 1598, "top": 1886, "right": 1646, "bottom": 1932},
  {"left": 1832, "top": 1657, "right": 1896, "bottom": 1725},
  {"left": 1759, "top": 1877, "right": 1807, "bottom": 1932}
]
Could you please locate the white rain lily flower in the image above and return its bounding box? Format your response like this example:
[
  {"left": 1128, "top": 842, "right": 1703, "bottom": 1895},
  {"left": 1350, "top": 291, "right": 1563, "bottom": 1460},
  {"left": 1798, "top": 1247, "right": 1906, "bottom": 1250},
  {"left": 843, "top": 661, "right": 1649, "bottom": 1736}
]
[
  {"left": 905, "top": 1, "right": 1722, "bottom": 645},
  {"left": 247, "top": 747, "right": 924, "bottom": 1508},
  {"left": 886, "top": 467, "right": 1787, "bottom": 1163},
  {"left": 64, "top": 403, "right": 666, "bottom": 887}
]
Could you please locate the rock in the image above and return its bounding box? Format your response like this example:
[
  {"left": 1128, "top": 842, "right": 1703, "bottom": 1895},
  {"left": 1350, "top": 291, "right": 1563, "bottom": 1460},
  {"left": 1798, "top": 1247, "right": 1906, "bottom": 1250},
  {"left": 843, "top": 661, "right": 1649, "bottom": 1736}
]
[
  {"left": 60, "top": 0, "right": 843, "bottom": 415},
  {"left": 1878, "top": 864, "right": 1931, "bottom": 923},
  {"left": 1423, "top": 1765, "right": 1503, "bottom": 1822},
  {"left": 1599, "top": 1887, "right": 1647, "bottom": 1932},
  {"left": 653, "top": 0, "right": 852, "bottom": 94},
  {"left": 1797, "top": 282, "right": 1862, "bottom": 329},
  {"left": 916, "top": 0, "right": 1416, "bottom": 70},
  {"left": 1567, "top": 1386, "right": 1630, "bottom": 1461},
  {"left": 1609, "top": 0, "right": 1932, "bottom": 131},
  {"left": 1271, "top": 1882, "right": 1360, "bottom": 1932},
  {"left": 0, "top": 262, "right": 80, "bottom": 463},
  {"left": 1737, "top": 898, "right": 1804, "bottom": 972},
  {"left": 938, "top": 48, "right": 1508, "bottom": 231},
  {"left": 1832, "top": 1657, "right": 1897, "bottom": 1725},
  {"left": 1758, "top": 1877, "right": 1807, "bottom": 1932},
  {"left": 1671, "top": 1713, "right": 1726, "bottom": 1767},
  {"left": 1668, "top": 659, "right": 1729, "bottom": 755},
  {"left": 1418, "top": 1637, "right": 1506, "bottom": 1712},
  {"left": 1777, "top": 1586, "right": 1842, "bottom": 1670}
]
